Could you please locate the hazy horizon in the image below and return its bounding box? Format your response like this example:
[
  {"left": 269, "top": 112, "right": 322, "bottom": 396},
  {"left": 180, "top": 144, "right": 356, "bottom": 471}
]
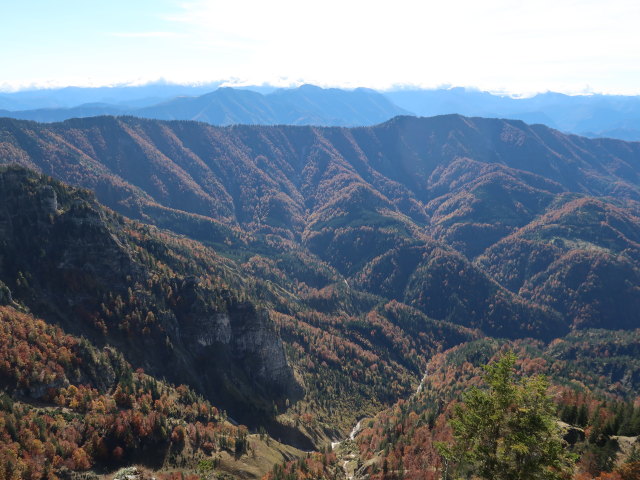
[
  {"left": 3, "top": 0, "right": 640, "bottom": 96},
  {"left": 2, "top": 80, "right": 639, "bottom": 100}
]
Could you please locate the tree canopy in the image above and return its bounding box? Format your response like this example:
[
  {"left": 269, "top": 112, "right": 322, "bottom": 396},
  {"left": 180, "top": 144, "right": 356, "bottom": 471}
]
[{"left": 438, "top": 352, "right": 576, "bottom": 480}]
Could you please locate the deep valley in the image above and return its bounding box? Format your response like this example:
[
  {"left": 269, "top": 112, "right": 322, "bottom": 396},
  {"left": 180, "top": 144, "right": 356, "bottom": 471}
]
[{"left": 0, "top": 113, "right": 639, "bottom": 479}]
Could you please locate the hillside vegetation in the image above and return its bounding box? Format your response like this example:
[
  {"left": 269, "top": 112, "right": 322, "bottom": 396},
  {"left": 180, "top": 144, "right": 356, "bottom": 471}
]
[{"left": 0, "top": 113, "right": 640, "bottom": 478}]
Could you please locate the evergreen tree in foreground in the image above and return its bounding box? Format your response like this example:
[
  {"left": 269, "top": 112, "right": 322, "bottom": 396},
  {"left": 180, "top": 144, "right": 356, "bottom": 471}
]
[{"left": 437, "top": 352, "right": 576, "bottom": 480}]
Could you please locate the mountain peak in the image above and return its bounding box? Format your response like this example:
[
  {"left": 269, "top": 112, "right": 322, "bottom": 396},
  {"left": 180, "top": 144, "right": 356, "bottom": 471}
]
[{"left": 297, "top": 83, "right": 323, "bottom": 91}]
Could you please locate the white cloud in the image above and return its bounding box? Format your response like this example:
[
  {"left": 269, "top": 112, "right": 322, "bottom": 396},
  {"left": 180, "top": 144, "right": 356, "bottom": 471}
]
[
  {"left": 161, "top": 0, "right": 640, "bottom": 94},
  {"left": 3, "top": 0, "right": 639, "bottom": 93}
]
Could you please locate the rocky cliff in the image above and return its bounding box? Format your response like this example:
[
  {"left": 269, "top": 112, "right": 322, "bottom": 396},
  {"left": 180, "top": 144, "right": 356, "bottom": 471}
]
[{"left": 0, "top": 165, "right": 302, "bottom": 425}]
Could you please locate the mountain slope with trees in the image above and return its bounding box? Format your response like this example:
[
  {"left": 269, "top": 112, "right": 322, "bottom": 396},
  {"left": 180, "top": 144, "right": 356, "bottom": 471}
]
[
  {"left": 0, "top": 115, "right": 639, "bottom": 337},
  {"left": 0, "top": 166, "right": 479, "bottom": 453},
  {"left": 1, "top": 113, "right": 640, "bottom": 478}
]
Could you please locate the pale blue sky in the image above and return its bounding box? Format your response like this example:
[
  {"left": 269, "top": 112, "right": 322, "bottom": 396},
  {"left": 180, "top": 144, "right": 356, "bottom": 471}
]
[{"left": 2, "top": 0, "right": 640, "bottom": 95}]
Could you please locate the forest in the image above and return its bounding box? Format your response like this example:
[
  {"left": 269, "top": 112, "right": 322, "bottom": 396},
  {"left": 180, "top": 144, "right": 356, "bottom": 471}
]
[{"left": 0, "top": 113, "right": 639, "bottom": 479}]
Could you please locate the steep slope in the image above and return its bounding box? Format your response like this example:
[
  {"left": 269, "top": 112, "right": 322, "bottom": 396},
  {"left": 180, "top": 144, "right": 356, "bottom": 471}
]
[
  {"left": 478, "top": 197, "right": 640, "bottom": 329},
  {"left": 265, "top": 330, "right": 640, "bottom": 480},
  {"left": 2, "top": 115, "right": 640, "bottom": 232},
  {"left": 425, "top": 158, "right": 565, "bottom": 257},
  {"left": 2, "top": 113, "right": 640, "bottom": 478},
  {"left": 0, "top": 166, "right": 301, "bottom": 429},
  {"left": 357, "top": 115, "right": 640, "bottom": 200},
  {"left": 0, "top": 166, "right": 480, "bottom": 448},
  {"left": 347, "top": 332, "right": 640, "bottom": 480},
  {"left": 1, "top": 115, "right": 639, "bottom": 336},
  {"left": 0, "top": 304, "right": 304, "bottom": 479}
]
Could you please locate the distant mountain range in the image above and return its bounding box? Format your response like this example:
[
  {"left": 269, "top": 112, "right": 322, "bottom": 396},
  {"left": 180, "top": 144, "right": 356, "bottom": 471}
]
[
  {"left": 0, "top": 84, "right": 407, "bottom": 127},
  {"left": 386, "top": 87, "right": 640, "bottom": 140},
  {"left": 2, "top": 84, "right": 640, "bottom": 139},
  {"left": 0, "top": 82, "right": 226, "bottom": 110}
]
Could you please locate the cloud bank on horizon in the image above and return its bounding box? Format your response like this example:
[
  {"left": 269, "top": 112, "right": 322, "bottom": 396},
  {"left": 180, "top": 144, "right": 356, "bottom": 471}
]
[{"left": 2, "top": 0, "right": 639, "bottom": 95}]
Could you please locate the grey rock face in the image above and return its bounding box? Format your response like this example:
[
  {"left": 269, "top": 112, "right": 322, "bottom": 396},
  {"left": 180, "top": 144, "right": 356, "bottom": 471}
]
[
  {"left": 230, "top": 307, "right": 297, "bottom": 389},
  {"left": 0, "top": 166, "right": 302, "bottom": 424},
  {"left": 180, "top": 287, "right": 302, "bottom": 397},
  {"left": 39, "top": 185, "right": 58, "bottom": 214},
  {"left": 194, "top": 312, "right": 233, "bottom": 346}
]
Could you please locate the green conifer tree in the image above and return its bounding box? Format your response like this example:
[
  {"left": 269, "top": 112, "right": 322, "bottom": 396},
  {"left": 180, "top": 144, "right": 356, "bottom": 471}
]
[{"left": 437, "top": 352, "right": 576, "bottom": 480}]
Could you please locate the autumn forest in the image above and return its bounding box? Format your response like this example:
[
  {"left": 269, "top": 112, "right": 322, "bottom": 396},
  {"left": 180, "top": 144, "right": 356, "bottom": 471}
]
[{"left": 0, "top": 112, "right": 639, "bottom": 479}]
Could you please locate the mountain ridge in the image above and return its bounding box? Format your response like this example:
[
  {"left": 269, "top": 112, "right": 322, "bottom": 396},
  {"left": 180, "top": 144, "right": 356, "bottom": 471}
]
[
  {"left": 1, "top": 114, "right": 639, "bottom": 338},
  {"left": 1, "top": 112, "right": 640, "bottom": 477},
  {"left": 3, "top": 84, "right": 640, "bottom": 140},
  {"left": 0, "top": 86, "right": 408, "bottom": 127}
]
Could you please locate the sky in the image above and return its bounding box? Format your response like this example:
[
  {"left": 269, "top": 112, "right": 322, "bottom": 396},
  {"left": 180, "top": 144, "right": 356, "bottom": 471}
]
[{"left": 2, "top": 0, "right": 640, "bottom": 95}]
